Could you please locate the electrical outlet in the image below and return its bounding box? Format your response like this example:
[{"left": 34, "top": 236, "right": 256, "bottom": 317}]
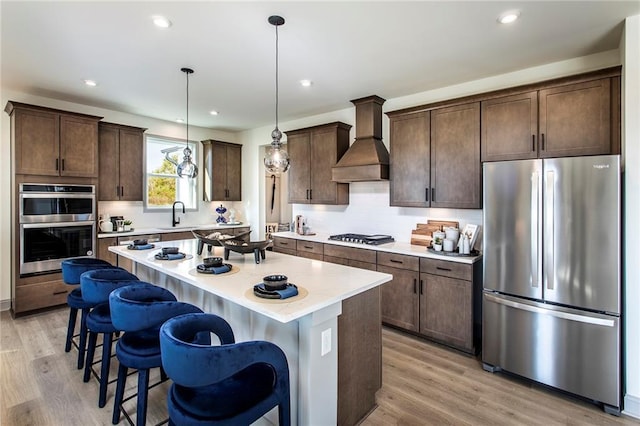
[{"left": 321, "top": 328, "right": 331, "bottom": 356}]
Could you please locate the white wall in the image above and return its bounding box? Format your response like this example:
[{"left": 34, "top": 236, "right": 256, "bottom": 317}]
[{"left": 622, "top": 14, "right": 640, "bottom": 419}]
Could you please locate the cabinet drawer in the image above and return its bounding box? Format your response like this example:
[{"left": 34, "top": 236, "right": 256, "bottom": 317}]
[
  {"left": 14, "top": 280, "right": 69, "bottom": 314},
  {"left": 324, "top": 255, "right": 349, "bottom": 266},
  {"left": 324, "top": 244, "right": 376, "bottom": 264},
  {"left": 296, "top": 240, "right": 324, "bottom": 255},
  {"left": 162, "top": 231, "right": 195, "bottom": 242},
  {"left": 273, "top": 247, "right": 296, "bottom": 257},
  {"left": 377, "top": 252, "right": 419, "bottom": 271},
  {"left": 420, "top": 258, "right": 472, "bottom": 281},
  {"left": 273, "top": 237, "right": 296, "bottom": 251},
  {"left": 297, "top": 251, "right": 324, "bottom": 261}
]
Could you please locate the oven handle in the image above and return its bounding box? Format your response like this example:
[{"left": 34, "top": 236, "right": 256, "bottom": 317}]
[
  {"left": 20, "top": 193, "right": 96, "bottom": 199},
  {"left": 22, "top": 221, "right": 95, "bottom": 229}
]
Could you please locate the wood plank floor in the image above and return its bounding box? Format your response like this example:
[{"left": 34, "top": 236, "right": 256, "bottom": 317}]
[{"left": 1, "top": 307, "right": 639, "bottom": 426}]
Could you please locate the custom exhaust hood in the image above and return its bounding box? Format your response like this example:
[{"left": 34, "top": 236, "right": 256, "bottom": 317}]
[{"left": 332, "top": 95, "right": 389, "bottom": 182}]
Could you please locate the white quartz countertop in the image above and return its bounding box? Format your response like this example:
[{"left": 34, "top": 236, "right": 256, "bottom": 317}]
[
  {"left": 272, "top": 231, "right": 482, "bottom": 265},
  {"left": 98, "top": 223, "right": 249, "bottom": 239},
  {"left": 109, "top": 239, "right": 392, "bottom": 324}
]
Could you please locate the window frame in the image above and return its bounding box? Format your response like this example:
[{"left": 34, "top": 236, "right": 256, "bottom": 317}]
[{"left": 143, "top": 133, "right": 199, "bottom": 212}]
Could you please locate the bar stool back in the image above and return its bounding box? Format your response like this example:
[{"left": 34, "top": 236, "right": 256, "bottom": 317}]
[
  {"left": 61, "top": 257, "right": 115, "bottom": 369},
  {"left": 160, "top": 312, "right": 291, "bottom": 425},
  {"left": 80, "top": 268, "right": 140, "bottom": 408},
  {"left": 109, "top": 284, "right": 203, "bottom": 426}
]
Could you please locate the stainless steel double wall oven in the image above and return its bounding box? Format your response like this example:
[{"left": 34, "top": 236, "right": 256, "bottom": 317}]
[{"left": 19, "top": 183, "right": 96, "bottom": 275}]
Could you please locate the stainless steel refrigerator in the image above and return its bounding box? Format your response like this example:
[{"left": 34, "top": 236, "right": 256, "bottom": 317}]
[{"left": 482, "top": 155, "right": 621, "bottom": 414}]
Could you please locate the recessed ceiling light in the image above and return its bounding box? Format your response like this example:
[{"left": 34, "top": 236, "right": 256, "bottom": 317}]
[
  {"left": 176, "top": 118, "right": 184, "bottom": 123},
  {"left": 209, "top": 110, "right": 219, "bottom": 116},
  {"left": 300, "top": 79, "right": 313, "bottom": 87},
  {"left": 498, "top": 11, "right": 520, "bottom": 24},
  {"left": 83, "top": 79, "right": 97, "bottom": 87},
  {"left": 152, "top": 15, "right": 172, "bottom": 28}
]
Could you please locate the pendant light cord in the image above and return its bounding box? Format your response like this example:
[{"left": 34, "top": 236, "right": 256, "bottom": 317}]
[
  {"left": 186, "top": 70, "right": 190, "bottom": 150},
  {"left": 275, "top": 23, "right": 279, "bottom": 133}
]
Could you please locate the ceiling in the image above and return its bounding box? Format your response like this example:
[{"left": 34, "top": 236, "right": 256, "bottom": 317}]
[{"left": 2, "top": 1, "right": 639, "bottom": 132}]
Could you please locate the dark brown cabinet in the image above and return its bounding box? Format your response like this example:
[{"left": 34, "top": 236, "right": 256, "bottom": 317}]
[
  {"left": 201, "top": 140, "right": 242, "bottom": 202},
  {"left": 6, "top": 101, "right": 101, "bottom": 178},
  {"left": 377, "top": 252, "right": 421, "bottom": 332},
  {"left": 98, "top": 122, "right": 146, "bottom": 201},
  {"left": 286, "top": 122, "right": 351, "bottom": 205},
  {"left": 482, "top": 77, "right": 619, "bottom": 161},
  {"left": 388, "top": 102, "right": 481, "bottom": 209},
  {"left": 389, "top": 111, "right": 430, "bottom": 207}
]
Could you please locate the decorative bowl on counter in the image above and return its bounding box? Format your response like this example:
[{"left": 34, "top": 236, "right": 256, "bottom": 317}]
[
  {"left": 219, "top": 238, "right": 272, "bottom": 264},
  {"left": 263, "top": 274, "right": 288, "bottom": 291},
  {"left": 191, "top": 229, "right": 252, "bottom": 255}
]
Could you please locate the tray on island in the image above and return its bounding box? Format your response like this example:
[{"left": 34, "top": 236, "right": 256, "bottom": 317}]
[
  {"left": 192, "top": 229, "right": 252, "bottom": 255},
  {"left": 427, "top": 247, "right": 479, "bottom": 257}
]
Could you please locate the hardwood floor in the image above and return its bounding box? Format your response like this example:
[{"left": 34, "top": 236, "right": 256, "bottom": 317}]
[{"left": 1, "top": 307, "right": 638, "bottom": 426}]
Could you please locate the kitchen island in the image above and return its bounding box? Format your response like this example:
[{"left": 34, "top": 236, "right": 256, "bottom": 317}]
[{"left": 110, "top": 239, "right": 392, "bottom": 426}]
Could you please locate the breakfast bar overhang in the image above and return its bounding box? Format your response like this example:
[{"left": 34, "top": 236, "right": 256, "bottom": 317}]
[{"left": 110, "top": 239, "right": 392, "bottom": 426}]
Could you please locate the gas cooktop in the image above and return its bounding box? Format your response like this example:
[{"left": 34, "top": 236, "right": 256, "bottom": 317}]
[{"left": 328, "top": 233, "right": 395, "bottom": 245}]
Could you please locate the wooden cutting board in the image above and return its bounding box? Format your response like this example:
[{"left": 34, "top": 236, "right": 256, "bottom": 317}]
[{"left": 410, "top": 220, "right": 460, "bottom": 246}]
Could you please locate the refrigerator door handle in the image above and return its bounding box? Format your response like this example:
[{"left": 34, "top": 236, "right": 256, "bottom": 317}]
[
  {"left": 484, "top": 293, "right": 615, "bottom": 327},
  {"left": 545, "top": 170, "right": 555, "bottom": 291},
  {"left": 531, "top": 170, "right": 540, "bottom": 288}
]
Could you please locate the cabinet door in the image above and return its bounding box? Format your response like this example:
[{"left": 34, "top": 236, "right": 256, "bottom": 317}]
[
  {"left": 59, "top": 114, "right": 99, "bottom": 177},
  {"left": 118, "top": 128, "right": 144, "bottom": 201},
  {"left": 14, "top": 109, "right": 60, "bottom": 176},
  {"left": 225, "top": 143, "right": 242, "bottom": 201},
  {"left": 210, "top": 142, "right": 228, "bottom": 201},
  {"left": 97, "top": 237, "right": 118, "bottom": 266},
  {"left": 481, "top": 92, "right": 538, "bottom": 162},
  {"left": 309, "top": 128, "right": 340, "bottom": 204},
  {"left": 389, "top": 111, "right": 430, "bottom": 207},
  {"left": 430, "top": 102, "right": 481, "bottom": 209},
  {"left": 287, "top": 132, "right": 311, "bottom": 204},
  {"left": 98, "top": 125, "right": 120, "bottom": 200},
  {"left": 377, "top": 264, "right": 419, "bottom": 332},
  {"left": 419, "top": 273, "right": 473, "bottom": 351},
  {"left": 539, "top": 78, "right": 611, "bottom": 158}
]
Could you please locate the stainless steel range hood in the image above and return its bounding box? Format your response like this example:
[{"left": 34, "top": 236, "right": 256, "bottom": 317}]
[{"left": 332, "top": 95, "right": 389, "bottom": 182}]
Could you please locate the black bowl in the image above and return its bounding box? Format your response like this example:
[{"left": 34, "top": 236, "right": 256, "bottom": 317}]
[
  {"left": 263, "top": 274, "right": 288, "bottom": 291},
  {"left": 133, "top": 239, "right": 148, "bottom": 246},
  {"left": 203, "top": 256, "right": 223, "bottom": 267},
  {"left": 162, "top": 247, "right": 180, "bottom": 255}
]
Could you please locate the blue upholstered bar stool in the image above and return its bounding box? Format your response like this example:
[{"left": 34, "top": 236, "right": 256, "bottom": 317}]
[
  {"left": 61, "top": 257, "right": 115, "bottom": 369},
  {"left": 160, "top": 312, "right": 291, "bottom": 426},
  {"left": 80, "top": 268, "right": 140, "bottom": 408},
  {"left": 109, "top": 284, "right": 203, "bottom": 426}
]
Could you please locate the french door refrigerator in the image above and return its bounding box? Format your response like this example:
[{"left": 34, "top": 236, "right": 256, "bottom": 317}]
[{"left": 482, "top": 155, "right": 621, "bottom": 414}]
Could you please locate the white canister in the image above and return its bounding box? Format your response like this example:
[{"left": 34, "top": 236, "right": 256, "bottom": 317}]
[
  {"left": 445, "top": 227, "right": 460, "bottom": 242},
  {"left": 443, "top": 238, "right": 455, "bottom": 252},
  {"left": 99, "top": 220, "right": 113, "bottom": 233}
]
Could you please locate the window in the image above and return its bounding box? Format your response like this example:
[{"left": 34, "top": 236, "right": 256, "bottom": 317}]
[{"left": 145, "top": 135, "right": 198, "bottom": 210}]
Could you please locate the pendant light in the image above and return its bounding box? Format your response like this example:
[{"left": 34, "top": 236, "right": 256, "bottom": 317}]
[
  {"left": 264, "top": 15, "right": 290, "bottom": 174},
  {"left": 177, "top": 67, "right": 198, "bottom": 178}
]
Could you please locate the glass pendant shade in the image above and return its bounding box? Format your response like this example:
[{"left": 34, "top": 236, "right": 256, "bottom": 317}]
[
  {"left": 264, "top": 126, "right": 290, "bottom": 173},
  {"left": 177, "top": 146, "right": 198, "bottom": 178}
]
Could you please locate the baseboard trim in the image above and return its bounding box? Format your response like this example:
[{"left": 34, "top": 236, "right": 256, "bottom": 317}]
[
  {"left": 624, "top": 394, "right": 640, "bottom": 419},
  {"left": 0, "top": 299, "right": 11, "bottom": 312}
]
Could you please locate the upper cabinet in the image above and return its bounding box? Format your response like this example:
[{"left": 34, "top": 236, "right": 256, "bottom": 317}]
[
  {"left": 481, "top": 74, "right": 620, "bottom": 162},
  {"left": 98, "top": 122, "right": 146, "bottom": 201},
  {"left": 286, "top": 122, "right": 351, "bottom": 205},
  {"left": 388, "top": 102, "right": 481, "bottom": 209},
  {"left": 202, "top": 140, "right": 242, "bottom": 202},
  {"left": 5, "top": 101, "right": 102, "bottom": 177}
]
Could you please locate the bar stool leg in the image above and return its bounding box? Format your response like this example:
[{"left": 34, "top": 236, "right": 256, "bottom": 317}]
[{"left": 65, "top": 307, "right": 78, "bottom": 352}]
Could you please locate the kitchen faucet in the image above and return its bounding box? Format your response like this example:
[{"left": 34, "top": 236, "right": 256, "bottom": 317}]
[{"left": 172, "top": 201, "right": 185, "bottom": 227}]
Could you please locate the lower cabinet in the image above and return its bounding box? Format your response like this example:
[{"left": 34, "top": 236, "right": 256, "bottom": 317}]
[
  {"left": 272, "top": 236, "right": 297, "bottom": 256},
  {"left": 13, "top": 272, "right": 69, "bottom": 315}
]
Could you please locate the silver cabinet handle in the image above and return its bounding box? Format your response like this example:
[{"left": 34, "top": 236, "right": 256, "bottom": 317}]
[{"left": 484, "top": 293, "right": 614, "bottom": 327}]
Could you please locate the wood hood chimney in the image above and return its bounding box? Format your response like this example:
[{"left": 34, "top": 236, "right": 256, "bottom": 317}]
[{"left": 331, "top": 95, "right": 389, "bottom": 182}]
